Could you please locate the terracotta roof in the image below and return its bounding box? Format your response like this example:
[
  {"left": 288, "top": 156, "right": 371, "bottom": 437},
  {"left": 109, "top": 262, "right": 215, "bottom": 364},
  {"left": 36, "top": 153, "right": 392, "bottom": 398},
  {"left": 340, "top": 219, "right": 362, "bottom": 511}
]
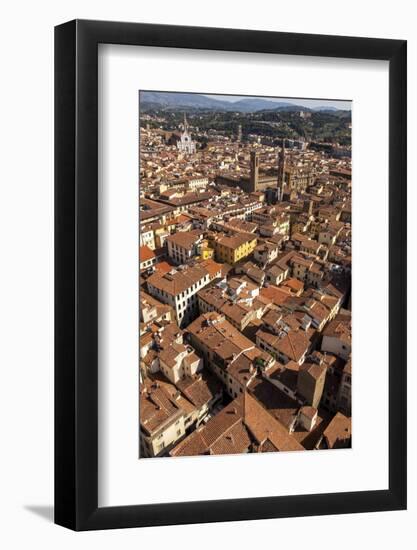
[
  {"left": 140, "top": 380, "right": 186, "bottom": 436},
  {"left": 226, "top": 218, "right": 258, "bottom": 233},
  {"left": 187, "top": 313, "right": 255, "bottom": 358},
  {"left": 221, "top": 302, "right": 252, "bottom": 325},
  {"left": 322, "top": 412, "right": 351, "bottom": 449},
  {"left": 156, "top": 191, "right": 214, "bottom": 207},
  {"left": 248, "top": 377, "right": 300, "bottom": 431},
  {"left": 300, "top": 238, "right": 321, "bottom": 252},
  {"left": 140, "top": 198, "right": 174, "bottom": 221},
  {"left": 158, "top": 342, "right": 187, "bottom": 368},
  {"left": 262, "top": 309, "right": 283, "bottom": 327},
  {"left": 166, "top": 229, "right": 202, "bottom": 249},
  {"left": 257, "top": 327, "right": 311, "bottom": 363},
  {"left": 153, "top": 376, "right": 196, "bottom": 417},
  {"left": 210, "top": 421, "right": 251, "bottom": 455},
  {"left": 260, "top": 285, "right": 291, "bottom": 306},
  {"left": 170, "top": 397, "right": 250, "bottom": 457},
  {"left": 140, "top": 245, "right": 155, "bottom": 262},
  {"left": 323, "top": 316, "right": 351, "bottom": 344},
  {"left": 147, "top": 264, "right": 209, "bottom": 296},
  {"left": 197, "top": 258, "right": 224, "bottom": 279},
  {"left": 198, "top": 287, "right": 228, "bottom": 310},
  {"left": 244, "top": 392, "right": 304, "bottom": 452},
  {"left": 153, "top": 261, "right": 176, "bottom": 275},
  {"left": 299, "top": 361, "right": 326, "bottom": 382},
  {"left": 258, "top": 439, "right": 279, "bottom": 452},
  {"left": 174, "top": 213, "right": 194, "bottom": 224},
  {"left": 176, "top": 371, "right": 222, "bottom": 409},
  {"left": 216, "top": 233, "right": 256, "bottom": 250},
  {"left": 282, "top": 278, "right": 304, "bottom": 293},
  {"left": 140, "top": 291, "right": 174, "bottom": 319}
]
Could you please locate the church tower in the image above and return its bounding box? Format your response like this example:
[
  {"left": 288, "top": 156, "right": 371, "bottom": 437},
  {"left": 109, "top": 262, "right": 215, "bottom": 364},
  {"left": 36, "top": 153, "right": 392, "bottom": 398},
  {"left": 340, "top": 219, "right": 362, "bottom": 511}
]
[
  {"left": 250, "top": 151, "right": 259, "bottom": 192},
  {"left": 277, "top": 139, "right": 286, "bottom": 201}
]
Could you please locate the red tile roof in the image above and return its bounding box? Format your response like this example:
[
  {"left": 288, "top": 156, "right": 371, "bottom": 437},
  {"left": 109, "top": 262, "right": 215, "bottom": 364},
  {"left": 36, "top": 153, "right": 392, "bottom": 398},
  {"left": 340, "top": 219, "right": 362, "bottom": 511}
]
[{"left": 140, "top": 245, "right": 155, "bottom": 262}]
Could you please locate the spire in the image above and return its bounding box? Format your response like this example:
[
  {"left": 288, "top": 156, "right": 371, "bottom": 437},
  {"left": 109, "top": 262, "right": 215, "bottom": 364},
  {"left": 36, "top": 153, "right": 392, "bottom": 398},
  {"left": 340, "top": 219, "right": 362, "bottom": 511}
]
[{"left": 183, "top": 113, "right": 188, "bottom": 133}]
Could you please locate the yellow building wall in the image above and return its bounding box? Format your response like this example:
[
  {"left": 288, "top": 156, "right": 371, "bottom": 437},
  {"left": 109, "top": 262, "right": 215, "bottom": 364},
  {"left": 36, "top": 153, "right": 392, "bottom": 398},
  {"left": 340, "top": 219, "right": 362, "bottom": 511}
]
[
  {"left": 215, "top": 238, "right": 257, "bottom": 265},
  {"left": 201, "top": 247, "right": 214, "bottom": 260}
]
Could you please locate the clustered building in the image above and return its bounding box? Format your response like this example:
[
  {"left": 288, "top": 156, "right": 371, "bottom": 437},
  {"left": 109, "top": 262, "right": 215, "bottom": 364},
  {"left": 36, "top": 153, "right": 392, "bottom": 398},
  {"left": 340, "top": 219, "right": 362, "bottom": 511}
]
[{"left": 139, "top": 109, "right": 352, "bottom": 458}]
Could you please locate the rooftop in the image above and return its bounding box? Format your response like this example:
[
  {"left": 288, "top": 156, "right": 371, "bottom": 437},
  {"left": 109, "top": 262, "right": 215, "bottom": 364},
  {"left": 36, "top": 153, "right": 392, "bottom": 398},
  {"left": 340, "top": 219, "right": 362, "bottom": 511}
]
[{"left": 147, "top": 264, "right": 209, "bottom": 296}]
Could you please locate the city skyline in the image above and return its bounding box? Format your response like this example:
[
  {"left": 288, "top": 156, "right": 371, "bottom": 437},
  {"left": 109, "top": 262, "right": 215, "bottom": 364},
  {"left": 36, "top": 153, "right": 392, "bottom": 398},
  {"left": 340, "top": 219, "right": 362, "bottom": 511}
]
[{"left": 139, "top": 90, "right": 352, "bottom": 459}]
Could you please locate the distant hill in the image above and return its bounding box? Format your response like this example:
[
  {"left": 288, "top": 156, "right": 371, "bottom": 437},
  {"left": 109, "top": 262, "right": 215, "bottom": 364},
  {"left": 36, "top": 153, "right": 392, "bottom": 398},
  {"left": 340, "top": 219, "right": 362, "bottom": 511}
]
[
  {"left": 140, "top": 92, "right": 231, "bottom": 111},
  {"left": 227, "top": 98, "right": 294, "bottom": 112},
  {"left": 140, "top": 92, "right": 348, "bottom": 113},
  {"left": 313, "top": 106, "right": 340, "bottom": 112}
]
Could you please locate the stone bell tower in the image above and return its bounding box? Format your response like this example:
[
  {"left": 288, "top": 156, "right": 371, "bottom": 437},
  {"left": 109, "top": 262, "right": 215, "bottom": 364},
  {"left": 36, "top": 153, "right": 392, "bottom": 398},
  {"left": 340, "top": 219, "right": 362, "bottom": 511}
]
[
  {"left": 277, "top": 139, "right": 286, "bottom": 201},
  {"left": 250, "top": 151, "right": 259, "bottom": 192}
]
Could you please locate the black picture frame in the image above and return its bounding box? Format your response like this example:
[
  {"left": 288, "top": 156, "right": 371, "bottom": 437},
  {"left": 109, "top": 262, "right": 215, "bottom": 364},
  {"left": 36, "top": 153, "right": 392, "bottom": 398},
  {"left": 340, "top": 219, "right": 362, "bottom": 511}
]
[{"left": 55, "top": 19, "right": 407, "bottom": 531}]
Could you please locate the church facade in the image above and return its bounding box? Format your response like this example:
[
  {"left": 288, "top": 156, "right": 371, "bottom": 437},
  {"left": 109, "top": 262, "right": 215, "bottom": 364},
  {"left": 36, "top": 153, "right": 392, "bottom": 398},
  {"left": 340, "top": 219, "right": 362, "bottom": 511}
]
[{"left": 177, "top": 114, "right": 196, "bottom": 155}]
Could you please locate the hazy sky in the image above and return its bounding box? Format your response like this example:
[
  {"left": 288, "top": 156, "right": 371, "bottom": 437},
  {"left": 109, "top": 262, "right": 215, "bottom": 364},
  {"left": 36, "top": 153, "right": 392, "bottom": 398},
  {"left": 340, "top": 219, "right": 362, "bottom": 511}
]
[{"left": 204, "top": 94, "right": 351, "bottom": 110}]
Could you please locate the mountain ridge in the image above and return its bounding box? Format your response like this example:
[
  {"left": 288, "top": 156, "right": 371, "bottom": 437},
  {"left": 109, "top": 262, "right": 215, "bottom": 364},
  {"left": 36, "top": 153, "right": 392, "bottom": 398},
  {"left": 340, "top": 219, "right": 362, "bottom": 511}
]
[{"left": 139, "top": 92, "right": 349, "bottom": 113}]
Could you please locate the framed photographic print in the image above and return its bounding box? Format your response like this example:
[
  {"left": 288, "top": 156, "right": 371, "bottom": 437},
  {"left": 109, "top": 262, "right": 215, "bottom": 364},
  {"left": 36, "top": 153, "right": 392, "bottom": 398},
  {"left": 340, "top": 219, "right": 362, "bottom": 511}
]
[{"left": 55, "top": 20, "right": 407, "bottom": 530}]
